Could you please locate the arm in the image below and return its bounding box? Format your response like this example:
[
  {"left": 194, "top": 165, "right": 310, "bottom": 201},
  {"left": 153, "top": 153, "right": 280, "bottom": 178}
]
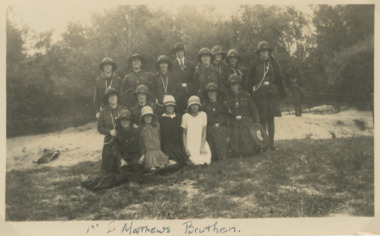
[
  {"left": 112, "top": 137, "right": 122, "bottom": 162},
  {"left": 200, "top": 126, "right": 207, "bottom": 154},
  {"left": 248, "top": 96, "right": 260, "bottom": 123},
  {"left": 94, "top": 83, "right": 100, "bottom": 113},
  {"left": 97, "top": 111, "right": 112, "bottom": 135},
  {"left": 182, "top": 128, "right": 190, "bottom": 156}
]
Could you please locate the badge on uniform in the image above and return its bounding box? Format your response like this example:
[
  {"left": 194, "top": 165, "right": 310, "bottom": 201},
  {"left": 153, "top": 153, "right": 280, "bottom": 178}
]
[
  {"left": 181, "top": 83, "right": 187, "bottom": 87},
  {"left": 235, "top": 115, "right": 242, "bottom": 120}
]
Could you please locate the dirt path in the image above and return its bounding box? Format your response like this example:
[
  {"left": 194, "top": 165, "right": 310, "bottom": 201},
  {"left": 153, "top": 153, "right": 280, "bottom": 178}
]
[{"left": 6, "top": 109, "right": 373, "bottom": 172}]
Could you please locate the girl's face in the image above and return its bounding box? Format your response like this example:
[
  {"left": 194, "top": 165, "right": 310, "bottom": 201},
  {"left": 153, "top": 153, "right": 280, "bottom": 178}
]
[
  {"left": 230, "top": 83, "right": 240, "bottom": 93},
  {"left": 160, "top": 63, "right": 168, "bottom": 73},
  {"left": 143, "top": 115, "right": 153, "bottom": 124},
  {"left": 229, "top": 56, "right": 238, "bottom": 66},
  {"left": 176, "top": 50, "right": 185, "bottom": 59},
  {"left": 201, "top": 55, "right": 211, "bottom": 65},
  {"left": 108, "top": 94, "right": 118, "bottom": 104},
  {"left": 190, "top": 104, "right": 200, "bottom": 114},
  {"left": 137, "top": 94, "right": 147, "bottom": 104},
  {"left": 260, "top": 50, "right": 269, "bottom": 60},
  {"left": 121, "top": 119, "right": 131, "bottom": 128},
  {"left": 207, "top": 91, "right": 217, "bottom": 101},
  {"left": 132, "top": 58, "right": 142, "bottom": 69},
  {"left": 165, "top": 105, "right": 175, "bottom": 114},
  {"left": 214, "top": 54, "right": 223, "bottom": 63},
  {"left": 103, "top": 64, "right": 113, "bottom": 73}
]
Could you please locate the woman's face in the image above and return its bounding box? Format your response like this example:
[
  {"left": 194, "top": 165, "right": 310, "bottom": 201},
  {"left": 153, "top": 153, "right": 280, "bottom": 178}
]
[
  {"left": 176, "top": 50, "right": 185, "bottom": 59},
  {"left": 137, "top": 94, "right": 147, "bottom": 104},
  {"left": 143, "top": 115, "right": 153, "bottom": 124},
  {"left": 165, "top": 105, "right": 175, "bottom": 114},
  {"left": 207, "top": 91, "right": 217, "bottom": 101},
  {"left": 103, "top": 64, "right": 113, "bottom": 73},
  {"left": 260, "top": 50, "right": 269, "bottom": 60},
  {"left": 201, "top": 55, "right": 211, "bottom": 65},
  {"left": 108, "top": 94, "right": 118, "bottom": 104},
  {"left": 214, "top": 54, "right": 223, "bottom": 63},
  {"left": 121, "top": 119, "right": 131, "bottom": 128},
  {"left": 230, "top": 83, "right": 240, "bottom": 93},
  {"left": 229, "top": 56, "right": 238, "bottom": 66},
  {"left": 132, "top": 58, "right": 142, "bottom": 69},
  {"left": 160, "top": 62, "right": 168, "bottom": 73},
  {"left": 190, "top": 104, "right": 200, "bottom": 114}
]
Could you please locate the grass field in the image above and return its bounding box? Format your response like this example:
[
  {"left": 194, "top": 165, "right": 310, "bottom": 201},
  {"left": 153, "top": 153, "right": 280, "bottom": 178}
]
[
  {"left": 6, "top": 137, "right": 374, "bottom": 221},
  {"left": 6, "top": 136, "right": 374, "bottom": 221}
]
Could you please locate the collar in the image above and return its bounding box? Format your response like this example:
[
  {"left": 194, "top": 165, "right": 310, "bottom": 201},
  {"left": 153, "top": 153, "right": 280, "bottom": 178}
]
[
  {"left": 177, "top": 57, "right": 185, "bottom": 62},
  {"left": 162, "top": 113, "right": 176, "bottom": 118}
]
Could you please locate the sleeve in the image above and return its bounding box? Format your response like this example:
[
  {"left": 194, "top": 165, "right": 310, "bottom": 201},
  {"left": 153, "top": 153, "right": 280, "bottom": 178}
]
[
  {"left": 248, "top": 95, "right": 260, "bottom": 123},
  {"left": 202, "top": 112, "right": 207, "bottom": 127},
  {"left": 181, "top": 114, "right": 187, "bottom": 129},
  {"left": 192, "top": 69, "right": 200, "bottom": 95},
  {"left": 94, "top": 82, "right": 100, "bottom": 113},
  {"left": 248, "top": 63, "right": 257, "bottom": 95},
  {"left": 97, "top": 111, "right": 111, "bottom": 135},
  {"left": 139, "top": 128, "right": 146, "bottom": 155},
  {"left": 112, "top": 136, "right": 121, "bottom": 158}
]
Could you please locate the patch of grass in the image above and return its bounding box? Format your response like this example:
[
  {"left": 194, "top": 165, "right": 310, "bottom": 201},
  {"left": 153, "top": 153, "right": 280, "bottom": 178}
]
[
  {"left": 353, "top": 119, "right": 367, "bottom": 130},
  {"left": 334, "top": 120, "right": 345, "bottom": 126},
  {"left": 6, "top": 137, "right": 374, "bottom": 220}
]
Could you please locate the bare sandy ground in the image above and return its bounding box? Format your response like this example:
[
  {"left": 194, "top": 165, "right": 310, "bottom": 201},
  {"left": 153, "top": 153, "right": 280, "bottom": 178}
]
[{"left": 6, "top": 109, "right": 373, "bottom": 172}]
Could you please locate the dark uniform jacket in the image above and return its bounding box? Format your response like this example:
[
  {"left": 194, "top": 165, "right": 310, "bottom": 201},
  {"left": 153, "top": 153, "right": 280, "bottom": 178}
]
[
  {"left": 202, "top": 99, "right": 229, "bottom": 125},
  {"left": 153, "top": 71, "right": 181, "bottom": 105},
  {"left": 226, "top": 91, "right": 260, "bottom": 123},
  {"left": 212, "top": 61, "right": 229, "bottom": 95},
  {"left": 193, "top": 64, "right": 220, "bottom": 97},
  {"left": 112, "top": 126, "right": 140, "bottom": 164},
  {"left": 225, "top": 64, "right": 249, "bottom": 92},
  {"left": 97, "top": 105, "right": 124, "bottom": 143},
  {"left": 130, "top": 102, "right": 155, "bottom": 126},
  {"left": 122, "top": 70, "right": 155, "bottom": 106},
  {"left": 94, "top": 74, "right": 122, "bottom": 113},
  {"left": 172, "top": 58, "right": 196, "bottom": 97}
]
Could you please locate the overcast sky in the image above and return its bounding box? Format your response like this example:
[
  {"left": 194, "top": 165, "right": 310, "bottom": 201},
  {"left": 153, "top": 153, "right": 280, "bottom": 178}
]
[{"left": 7, "top": 0, "right": 315, "bottom": 43}]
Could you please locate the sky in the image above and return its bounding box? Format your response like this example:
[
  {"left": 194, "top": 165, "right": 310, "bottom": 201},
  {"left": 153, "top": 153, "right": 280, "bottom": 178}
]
[{"left": 6, "top": 0, "right": 315, "bottom": 44}]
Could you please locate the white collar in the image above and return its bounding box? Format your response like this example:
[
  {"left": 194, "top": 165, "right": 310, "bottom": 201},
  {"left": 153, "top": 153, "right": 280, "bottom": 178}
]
[
  {"left": 177, "top": 57, "right": 185, "bottom": 63},
  {"left": 162, "top": 113, "right": 176, "bottom": 118}
]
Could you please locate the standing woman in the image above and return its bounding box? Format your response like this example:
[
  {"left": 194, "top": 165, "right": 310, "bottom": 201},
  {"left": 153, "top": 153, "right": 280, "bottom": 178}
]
[
  {"left": 225, "top": 49, "right": 248, "bottom": 92},
  {"left": 226, "top": 74, "right": 260, "bottom": 158},
  {"left": 193, "top": 48, "right": 219, "bottom": 100},
  {"left": 249, "top": 41, "right": 286, "bottom": 151},
  {"left": 202, "top": 82, "right": 230, "bottom": 161},
  {"left": 158, "top": 95, "right": 189, "bottom": 164},
  {"left": 181, "top": 96, "right": 211, "bottom": 165},
  {"left": 97, "top": 88, "right": 124, "bottom": 175},
  {"left": 94, "top": 57, "right": 122, "bottom": 119},
  {"left": 122, "top": 53, "right": 154, "bottom": 107},
  {"left": 211, "top": 45, "right": 229, "bottom": 96},
  {"left": 153, "top": 55, "right": 180, "bottom": 116}
]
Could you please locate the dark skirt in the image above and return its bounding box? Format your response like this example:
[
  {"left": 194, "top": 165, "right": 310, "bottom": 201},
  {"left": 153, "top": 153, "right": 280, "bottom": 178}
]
[
  {"left": 101, "top": 143, "right": 119, "bottom": 174},
  {"left": 230, "top": 117, "right": 259, "bottom": 156},
  {"left": 162, "top": 145, "right": 189, "bottom": 164},
  {"left": 207, "top": 125, "right": 228, "bottom": 160}
]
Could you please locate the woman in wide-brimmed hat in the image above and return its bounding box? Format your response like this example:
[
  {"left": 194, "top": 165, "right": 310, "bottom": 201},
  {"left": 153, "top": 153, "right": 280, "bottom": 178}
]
[
  {"left": 202, "top": 82, "right": 230, "bottom": 161},
  {"left": 181, "top": 96, "right": 212, "bottom": 165},
  {"left": 122, "top": 53, "right": 154, "bottom": 107},
  {"left": 249, "top": 41, "right": 286, "bottom": 151},
  {"left": 211, "top": 45, "right": 229, "bottom": 96},
  {"left": 94, "top": 57, "right": 122, "bottom": 119},
  {"left": 225, "top": 74, "right": 261, "bottom": 158},
  {"left": 138, "top": 106, "right": 170, "bottom": 171},
  {"left": 153, "top": 55, "right": 180, "bottom": 116},
  {"left": 193, "top": 48, "right": 219, "bottom": 100},
  {"left": 158, "top": 95, "right": 189, "bottom": 165},
  {"left": 224, "top": 49, "right": 248, "bottom": 91}
]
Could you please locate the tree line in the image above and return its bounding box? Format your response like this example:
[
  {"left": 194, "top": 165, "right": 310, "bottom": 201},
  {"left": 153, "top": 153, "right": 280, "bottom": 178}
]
[{"left": 6, "top": 4, "right": 374, "bottom": 137}]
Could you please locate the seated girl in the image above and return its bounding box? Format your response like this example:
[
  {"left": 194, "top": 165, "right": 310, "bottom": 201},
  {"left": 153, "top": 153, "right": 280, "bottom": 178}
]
[
  {"left": 181, "top": 96, "right": 211, "bottom": 165},
  {"left": 137, "top": 106, "right": 170, "bottom": 171},
  {"left": 158, "top": 95, "right": 189, "bottom": 164}
]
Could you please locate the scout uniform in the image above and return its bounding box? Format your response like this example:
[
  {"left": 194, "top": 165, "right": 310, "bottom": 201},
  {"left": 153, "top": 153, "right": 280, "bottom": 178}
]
[
  {"left": 202, "top": 82, "right": 230, "bottom": 161},
  {"left": 249, "top": 41, "right": 286, "bottom": 150},
  {"left": 226, "top": 74, "right": 260, "bottom": 157},
  {"left": 211, "top": 45, "right": 229, "bottom": 96},
  {"left": 225, "top": 49, "right": 249, "bottom": 92},
  {"left": 94, "top": 57, "right": 122, "bottom": 113}
]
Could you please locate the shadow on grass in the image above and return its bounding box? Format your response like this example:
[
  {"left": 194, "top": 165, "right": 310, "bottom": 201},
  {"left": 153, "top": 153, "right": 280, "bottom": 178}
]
[{"left": 6, "top": 137, "right": 374, "bottom": 221}]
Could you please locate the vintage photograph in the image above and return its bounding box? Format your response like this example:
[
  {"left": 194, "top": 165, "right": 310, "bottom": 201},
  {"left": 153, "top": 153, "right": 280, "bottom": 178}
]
[{"left": 4, "top": 0, "right": 374, "bottom": 225}]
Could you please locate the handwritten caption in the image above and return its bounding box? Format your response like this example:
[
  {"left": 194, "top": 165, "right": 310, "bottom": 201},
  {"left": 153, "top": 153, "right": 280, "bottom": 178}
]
[{"left": 86, "top": 220, "right": 240, "bottom": 234}]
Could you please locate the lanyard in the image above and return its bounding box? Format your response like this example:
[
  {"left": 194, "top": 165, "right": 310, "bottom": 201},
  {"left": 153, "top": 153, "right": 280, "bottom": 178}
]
[
  {"left": 232, "top": 67, "right": 242, "bottom": 80},
  {"left": 160, "top": 74, "right": 169, "bottom": 94},
  {"left": 105, "top": 79, "right": 113, "bottom": 91},
  {"left": 110, "top": 110, "right": 120, "bottom": 128}
]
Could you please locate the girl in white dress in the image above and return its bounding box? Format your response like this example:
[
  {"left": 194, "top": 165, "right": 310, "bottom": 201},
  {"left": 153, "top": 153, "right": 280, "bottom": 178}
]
[{"left": 181, "top": 96, "right": 212, "bottom": 165}]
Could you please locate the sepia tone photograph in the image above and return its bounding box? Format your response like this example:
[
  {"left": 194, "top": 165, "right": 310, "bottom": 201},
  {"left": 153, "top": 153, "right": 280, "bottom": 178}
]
[{"left": 2, "top": 0, "right": 378, "bottom": 234}]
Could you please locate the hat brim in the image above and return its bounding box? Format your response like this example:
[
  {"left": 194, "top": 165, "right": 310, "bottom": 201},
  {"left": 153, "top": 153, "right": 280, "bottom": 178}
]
[
  {"left": 198, "top": 53, "right": 212, "bottom": 62},
  {"left": 187, "top": 102, "right": 202, "bottom": 109},
  {"left": 255, "top": 48, "right": 273, "bottom": 54},
  {"left": 171, "top": 47, "right": 185, "bottom": 54},
  {"left": 128, "top": 56, "right": 146, "bottom": 65},
  {"left": 250, "top": 123, "right": 269, "bottom": 149},
  {"left": 164, "top": 102, "right": 176, "bottom": 106},
  {"left": 99, "top": 61, "right": 118, "bottom": 71},
  {"left": 155, "top": 60, "right": 173, "bottom": 71},
  {"left": 212, "top": 52, "right": 226, "bottom": 60},
  {"left": 140, "top": 113, "right": 157, "bottom": 121},
  {"left": 102, "top": 91, "right": 120, "bottom": 105}
]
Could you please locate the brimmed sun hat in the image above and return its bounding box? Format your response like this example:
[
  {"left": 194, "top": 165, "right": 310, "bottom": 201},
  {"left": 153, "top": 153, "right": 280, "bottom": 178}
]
[
  {"left": 163, "top": 95, "right": 176, "bottom": 106},
  {"left": 99, "top": 57, "right": 118, "bottom": 71},
  {"left": 187, "top": 96, "right": 202, "bottom": 109}
]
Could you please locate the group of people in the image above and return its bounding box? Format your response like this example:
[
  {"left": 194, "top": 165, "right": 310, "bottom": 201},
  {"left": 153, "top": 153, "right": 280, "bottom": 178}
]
[{"left": 85, "top": 41, "right": 286, "bottom": 190}]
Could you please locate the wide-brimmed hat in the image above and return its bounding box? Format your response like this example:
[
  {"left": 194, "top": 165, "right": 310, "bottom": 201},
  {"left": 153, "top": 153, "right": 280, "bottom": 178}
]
[
  {"left": 99, "top": 57, "right": 118, "bottom": 71},
  {"left": 227, "top": 74, "right": 241, "bottom": 85},
  {"left": 197, "top": 47, "right": 212, "bottom": 62},
  {"left": 140, "top": 106, "right": 157, "bottom": 120},
  {"left": 171, "top": 42, "right": 186, "bottom": 53},
  {"left": 205, "top": 82, "right": 218, "bottom": 92},
  {"left": 250, "top": 123, "right": 269, "bottom": 149},
  {"left": 132, "top": 84, "right": 151, "bottom": 97},
  {"left": 255, "top": 41, "right": 273, "bottom": 54},
  {"left": 103, "top": 87, "right": 119, "bottom": 105},
  {"left": 163, "top": 95, "right": 176, "bottom": 106},
  {"left": 119, "top": 109, "right": 132, "bottom": 120},
  {"left": 187, "top": 95, "right": 202, "bottom": 109},
  {"left": 155, "top": 55, "right": 173, "bottom": 71},
  {"left": 128, "top": 53, "right": 146, "bottom": 66},
  {"left": 211, "top": 46, "right": 226, "bottom": 60},
  {"left": 226, "top": 49, "right": 241, "bottom": 58}
]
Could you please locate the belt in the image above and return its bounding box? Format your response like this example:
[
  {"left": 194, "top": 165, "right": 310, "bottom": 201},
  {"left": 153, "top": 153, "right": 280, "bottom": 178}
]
[
  {"left": 234, "top": 115, "right": 250, "bottom": 120},
  {"left": 208, "top": 123, "right": 225, "bottom": 127}
]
